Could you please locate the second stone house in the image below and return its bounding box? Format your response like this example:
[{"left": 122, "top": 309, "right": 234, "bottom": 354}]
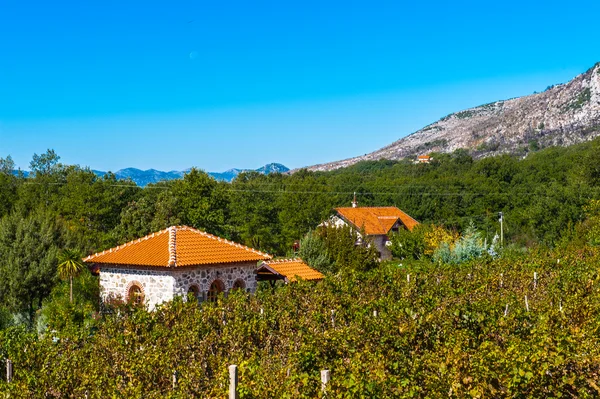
[{"left": 84, "top": 225, "right": 272, "bottom": 309}]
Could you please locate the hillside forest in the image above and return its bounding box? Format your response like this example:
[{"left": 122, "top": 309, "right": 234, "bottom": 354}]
[{"left": 2, "top": 138, "right": 600, "bottom": 396}]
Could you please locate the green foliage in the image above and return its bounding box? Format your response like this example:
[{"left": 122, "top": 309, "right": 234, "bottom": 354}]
[
  {"left": 170, "top": 168, "right": 230, "bottom": 237},
  {"left": 566, "top": 87, "right": 592, "bottom": 111},
  {"left": 229, "top": 172, "right": 283, "bottom": 253},
  {"left": 296, "top": 230, "right": 332, "bottom": 273},
  {"left": 454, "top": 110, "right": 476, "bottom": 119},
  {"left": 433, "top": 223, "right": 490, "bottom": 264},
  {"left": 57, "top": 248, "right": 85, "bottom": 303},
  {"left": 0, "top": 211, "right": 65, "bottom": 323},
  {"left": 528, "top": 139, "right": 540, "bottom": 151},
  {"left": 317, "top": 225, "right": 379, "bottom": 273},
  {"left": 39, "top": 268, "right": 99, "bottom": 332},
  {"left": 57, "top": 249, "right": 84, "bottom": 281},
  {"left": 3, "top": 245, "right": 600, "bottom": 396},
  {"left": 2, "top": 138, "right": 600, "bottom": 337},
  {"left": 0, "top": 155, "right": 15, "bottom": 175},
  {"left": 0, "top": 156, "right": 18, "bottom": 218},
  {"left": 583, "top": 199, "right": 600, "bottom": 246},
  {"left": 389, "top": 225, "right": 426, "bottom": 260},
  {"left": 29, "top": 149, "right": 61, "bottom": 176},
  {"left": 0, "top": 307, "right": 12, "bottom": 330}
]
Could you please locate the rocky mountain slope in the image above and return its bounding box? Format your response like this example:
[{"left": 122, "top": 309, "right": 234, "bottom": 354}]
[{"left": 305, "top": 62, "right": 600, "bottom": 172}]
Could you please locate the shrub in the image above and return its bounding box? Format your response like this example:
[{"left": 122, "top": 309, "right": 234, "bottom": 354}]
[
  {"left": 433, "top": 223, "right": 491, "bottom": 264},
  {"left": 297, "top": 230, "right": 332, "bottom": 273}
]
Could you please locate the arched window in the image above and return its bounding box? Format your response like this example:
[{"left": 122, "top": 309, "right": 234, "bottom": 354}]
[
  {"left": 232, "top": 279, "right": 246, "bottom": 291},
  {"left": 207, "top": 279, "right": 224, "bottom": 302},
  {"left": 127, "top": 283, "right": 144, "bottom": 305},
  {"left": 187, "top": 284, "right": 200, "bottom": 302}
]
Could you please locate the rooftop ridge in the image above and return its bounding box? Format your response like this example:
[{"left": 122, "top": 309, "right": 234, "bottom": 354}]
[
  {"left": 83, "top": 227, "right": 171, "bottom": 262},
  {"left": 265, "top": 258, "right": 303, "bottom": 264},
  {"left": 168, "top": 226, "right": 177, "bottom": 266},
  {"left": 335, "top": 206, "right": 400, "bottom": 210}
]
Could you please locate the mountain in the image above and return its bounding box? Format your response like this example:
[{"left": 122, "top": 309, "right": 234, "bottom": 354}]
[
  {"left": 255, "top": 163, "right": 289, "bottom": 174},
  {"left": 112, "top": 168, "right": 185, "bottom": 187},
  {"left": 93, "top": 163, "right": 289, "bottom": 186},
  {"left": 303, "top": 62, "right": 600, "bottom": 172},
  {"left": 209, "top": 168, "right": 245, "bottom": 182},
  {"left": 209, "top": 163, "right": 289, "bottom": 182}
]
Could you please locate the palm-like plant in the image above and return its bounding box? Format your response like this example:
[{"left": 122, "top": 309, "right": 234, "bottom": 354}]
[{"left": 57, "top": 249, "right": 85, "bottom": 303}]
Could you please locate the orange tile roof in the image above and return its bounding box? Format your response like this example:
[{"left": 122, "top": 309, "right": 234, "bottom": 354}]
[
  {"left": 335, "top": 206, "right": 419, "bottom": 234},
  {"left": 259, "top": 259, "right": 324, "bottom": 282},
  {"left": 84, "top": 226, "right": 271, "bottom": 267}
]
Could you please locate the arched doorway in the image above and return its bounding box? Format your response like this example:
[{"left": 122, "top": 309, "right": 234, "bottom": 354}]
[
  {"left": 207, "top": 279, "right": 225, "bottom": 302},
  {"left": 187, "top": 284, "right": 201, "bottom": 302},
  {"left": 232, "top": 279, "right": 246, "bottom": 291}
]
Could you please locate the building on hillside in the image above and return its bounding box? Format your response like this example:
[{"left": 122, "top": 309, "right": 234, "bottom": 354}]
[
  {"left": 84, "top": 225, "right": 271, "bottom": 309},
  {"left": 256, "top": 258, "right": 324, "bottom": 285},
  {"left": 322, "top": 201, "right": 419, "bottom": 260},
  {"left": 416, "top": 155, "right": 432, "bottom": 163}
]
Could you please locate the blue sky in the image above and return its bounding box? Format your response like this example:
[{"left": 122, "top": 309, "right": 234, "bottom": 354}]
[{"left": 1, "top": 0, "right": 599, "bottom": 172}]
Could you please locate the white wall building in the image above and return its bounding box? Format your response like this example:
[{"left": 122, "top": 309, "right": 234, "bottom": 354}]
[
  {"left": 84, "top": 226, "right": 271, "bottom": 309},
  {"left": 322, "top": 206, "right": 420, "bottom": 260}
]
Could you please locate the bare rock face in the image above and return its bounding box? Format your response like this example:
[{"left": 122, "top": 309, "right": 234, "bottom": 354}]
[{"left": 304, "top": 63, "right": 600, "bottom": 172}]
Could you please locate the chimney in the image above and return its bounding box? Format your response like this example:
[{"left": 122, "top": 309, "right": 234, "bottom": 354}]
[{"left": 352, "top": 192, "right": 358, "bottom": 208}]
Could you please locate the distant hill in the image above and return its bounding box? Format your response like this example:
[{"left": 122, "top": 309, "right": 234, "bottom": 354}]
[
  {"left": 13, "top": 163, "right": 289, "bottom": 186},
  {"left": 95, "top": 163, "right": 289, "bottom": 186},
  {"left": 303, "top": 62, "right": 600, "bottom": 171}
]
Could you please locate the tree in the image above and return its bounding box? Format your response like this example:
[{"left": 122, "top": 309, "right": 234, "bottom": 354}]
[
  {"left": 229, "top": 172, "right": 282, "bottom": 253},
  {"left": 29, "top": 149, "right": 61, "bottom": 176},
  {"left": 0, "top": 155, "right": 15, "bottom": 175},
  {"left": 0, "top": 156, "right": 18, "bottom": 218},
  {"left": 0, "top": 211, "right": 64, "bottom": 324},
  {"left": 170, "top": 168, "right": 229, "bottom": 237},
  {"left": 317, "top": 225, "right": 379, "bottom": 273},
  {"left": 297, "top": 230, "right": 332, "bottom": 273},
  {"left": 57, "top": 249, "right": 85, "bottom": 303}
]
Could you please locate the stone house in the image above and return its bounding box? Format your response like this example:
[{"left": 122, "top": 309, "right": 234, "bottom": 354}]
[
  {"left": 323, "top": 203, "right": 419, "bottom": 260},
  {"left": 84, "top": 225, "right": 271, "bottom": 309}
]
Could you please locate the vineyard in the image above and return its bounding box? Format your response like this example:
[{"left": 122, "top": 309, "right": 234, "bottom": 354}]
[{"left": 2, "top": 243, "right": 600, "bottom": 398}]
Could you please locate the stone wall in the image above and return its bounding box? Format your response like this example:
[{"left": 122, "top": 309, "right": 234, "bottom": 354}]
[
  {"left": 99, "top": 262, "right": 258, "bottom": 309},
  {"left": 99, "top": 266, "right": 176, "bottom": 310},
  {"left": 172, "top": 262, "right": 257, "bottom": 299}
]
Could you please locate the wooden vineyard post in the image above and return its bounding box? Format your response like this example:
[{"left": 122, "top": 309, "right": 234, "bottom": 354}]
[
  {"left": 229, "top": 364, "right": 238, "bottom": 399},
  {"left": 6, "top": 359, "right": 13, "bottom": 383},
  {"left": 321, "top": 369, "right": 330, "bottom": 394}
]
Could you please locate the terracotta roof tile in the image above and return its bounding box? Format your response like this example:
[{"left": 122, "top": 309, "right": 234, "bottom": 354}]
[
  {"left": 260, "top": 259, "right": 324, "bottom": 282},
  {"left": 335, "top": 206, "right": 419, "bottom": 235},
  {"left": 84, "top": 226, "right": 271, "bottom": 267}
]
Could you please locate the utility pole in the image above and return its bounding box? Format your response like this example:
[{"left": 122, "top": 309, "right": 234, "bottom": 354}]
[{"left": 498, "top": 212, "right": 504, "bottom": 247}]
